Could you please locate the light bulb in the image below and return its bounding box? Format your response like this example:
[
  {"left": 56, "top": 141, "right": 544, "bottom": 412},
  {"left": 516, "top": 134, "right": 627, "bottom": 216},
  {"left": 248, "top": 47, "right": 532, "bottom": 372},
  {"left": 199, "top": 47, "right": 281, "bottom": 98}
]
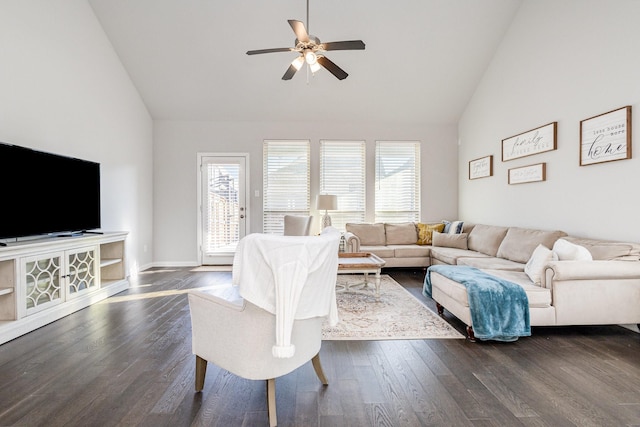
[{"left": 304, "top": 50, "right": 317, "bottom": 65}]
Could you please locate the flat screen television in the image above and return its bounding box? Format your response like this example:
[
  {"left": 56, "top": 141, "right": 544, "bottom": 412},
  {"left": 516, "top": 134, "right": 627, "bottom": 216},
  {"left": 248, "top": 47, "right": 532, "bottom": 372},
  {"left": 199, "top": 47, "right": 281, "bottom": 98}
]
[{"left": 0, "top": 142, "right": 101, "bottom": 240}]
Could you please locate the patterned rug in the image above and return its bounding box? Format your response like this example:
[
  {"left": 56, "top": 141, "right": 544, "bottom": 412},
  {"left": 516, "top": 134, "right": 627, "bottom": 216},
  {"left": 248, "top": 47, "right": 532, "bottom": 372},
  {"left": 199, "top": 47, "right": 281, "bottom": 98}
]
[{"left": 322, "top": 274, "right": 464, "bottom": 340}]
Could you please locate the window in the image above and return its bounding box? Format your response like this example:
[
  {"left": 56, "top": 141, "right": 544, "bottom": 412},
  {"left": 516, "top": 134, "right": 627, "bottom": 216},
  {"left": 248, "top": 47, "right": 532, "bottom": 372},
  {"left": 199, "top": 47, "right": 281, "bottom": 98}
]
[
  {"left": 375, "top": 141, "right": 420, "bottom": 223},
  {"left": 263, "top": 140, "right": 310, "bottom": 234},
  {"left": 320, "top": 140, "right": 366, "bottom": 230}
]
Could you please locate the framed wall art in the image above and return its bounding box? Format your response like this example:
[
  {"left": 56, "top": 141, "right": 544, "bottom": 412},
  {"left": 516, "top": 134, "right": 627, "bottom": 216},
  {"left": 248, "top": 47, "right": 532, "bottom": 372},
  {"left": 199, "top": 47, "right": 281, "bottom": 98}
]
[
  {"left": 469, "top": 155, "right": 493, "bottom": 180},
  {"left": 580, "top": 106, "right": 632, "bottom": 166},
  {"left": 502, "top": 122, "right": 557, "bottom": 161},
  {"left": 508, "top": 163, "right": 546, "bottom": 185}
]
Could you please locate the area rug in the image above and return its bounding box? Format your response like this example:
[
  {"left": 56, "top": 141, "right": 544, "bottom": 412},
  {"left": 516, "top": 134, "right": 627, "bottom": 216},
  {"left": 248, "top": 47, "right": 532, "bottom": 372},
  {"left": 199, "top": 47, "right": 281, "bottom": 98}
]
[{"left": 322, "top": 274, "right": 464, "bottom": 340}]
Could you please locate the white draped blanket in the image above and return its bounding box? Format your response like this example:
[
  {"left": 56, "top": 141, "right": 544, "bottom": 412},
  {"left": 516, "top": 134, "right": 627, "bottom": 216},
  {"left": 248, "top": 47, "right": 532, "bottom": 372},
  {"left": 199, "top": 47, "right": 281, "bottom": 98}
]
[{"left": 232, "top": 228, "right": 340, "bottom": 358}]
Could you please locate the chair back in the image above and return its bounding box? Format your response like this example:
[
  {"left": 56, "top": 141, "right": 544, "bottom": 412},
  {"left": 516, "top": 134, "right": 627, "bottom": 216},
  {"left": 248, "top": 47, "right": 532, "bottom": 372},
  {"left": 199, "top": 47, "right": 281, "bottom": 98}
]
[{"left": 283, "top": 215, "right": 312, "bottom": 236}]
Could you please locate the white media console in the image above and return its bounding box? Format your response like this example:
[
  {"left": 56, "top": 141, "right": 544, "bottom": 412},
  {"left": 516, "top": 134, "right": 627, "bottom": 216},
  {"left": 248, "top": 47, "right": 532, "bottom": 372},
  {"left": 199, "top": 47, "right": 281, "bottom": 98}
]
[{"left": 0, "top": 232, "right": 129, "bottom": 345}]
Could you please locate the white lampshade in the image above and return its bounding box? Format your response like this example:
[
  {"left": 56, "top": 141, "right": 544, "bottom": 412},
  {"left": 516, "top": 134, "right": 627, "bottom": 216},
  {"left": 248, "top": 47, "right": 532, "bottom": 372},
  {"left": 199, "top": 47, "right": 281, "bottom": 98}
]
[
  {"left": 291, "top": 56, "right": 305, "bottom": 71},
  {"left": 316, "top": 194, "right": 337, "bottom": 211}
]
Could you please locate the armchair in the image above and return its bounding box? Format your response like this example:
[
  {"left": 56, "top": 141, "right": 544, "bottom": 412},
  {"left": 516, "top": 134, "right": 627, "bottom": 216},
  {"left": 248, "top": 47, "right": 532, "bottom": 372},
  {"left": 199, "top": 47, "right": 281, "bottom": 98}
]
[
  {"left": 188, "top": 230, "right": 340, "bottom": 427},
  {"left": 283, "top": 214, "right": 312, "bottom": 236}
]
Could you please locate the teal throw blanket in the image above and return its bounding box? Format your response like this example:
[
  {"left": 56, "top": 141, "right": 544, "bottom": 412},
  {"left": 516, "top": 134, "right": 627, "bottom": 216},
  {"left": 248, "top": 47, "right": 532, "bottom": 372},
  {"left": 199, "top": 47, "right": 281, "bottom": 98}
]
[{"left": 423, "top": 265, "right": 530, "bottom": 342}]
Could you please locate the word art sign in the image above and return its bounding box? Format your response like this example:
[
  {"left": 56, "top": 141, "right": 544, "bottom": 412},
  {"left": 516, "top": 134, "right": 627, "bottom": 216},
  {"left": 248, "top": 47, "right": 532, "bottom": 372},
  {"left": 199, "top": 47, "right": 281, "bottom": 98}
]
[
  {"left": 508, "top": 163, "right": 546, "bottom": 185},
  {"left": 580, "top": 106, "right": 632, "bottom": 166},
  {"left": 469, "top": 155, "right": 493, "bottom": 180},
  {"left": 502, "top": 122, "right": 557, "bottom": 161}
]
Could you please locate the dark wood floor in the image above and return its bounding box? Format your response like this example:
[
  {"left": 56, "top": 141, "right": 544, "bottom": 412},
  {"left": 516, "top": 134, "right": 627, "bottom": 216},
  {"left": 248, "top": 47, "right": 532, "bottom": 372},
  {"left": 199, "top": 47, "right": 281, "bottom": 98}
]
[{"left": 1, "top": 267, "right": 639, "bottom": 426}]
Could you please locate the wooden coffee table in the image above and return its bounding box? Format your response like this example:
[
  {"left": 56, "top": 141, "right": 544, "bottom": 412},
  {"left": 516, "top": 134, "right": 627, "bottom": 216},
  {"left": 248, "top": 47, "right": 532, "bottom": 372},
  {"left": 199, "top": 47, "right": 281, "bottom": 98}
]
[{"left": 337, "top": 252, "right": 386, "bottom": 298}]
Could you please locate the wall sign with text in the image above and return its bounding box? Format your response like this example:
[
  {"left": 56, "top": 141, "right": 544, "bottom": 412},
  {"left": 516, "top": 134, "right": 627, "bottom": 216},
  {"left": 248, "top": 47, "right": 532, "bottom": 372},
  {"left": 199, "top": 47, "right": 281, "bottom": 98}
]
[
  {"left": 508, "top": 163, "right": 546, "bottom": 185},
  {"left": 469, "top": 155, "right": 493, "bottom": 180},
  {"left": 580, "top": 106, "right": 632, "bottom": 166},
  {"left": 502, "top": 122, "right": 557, "bottom": 162}
]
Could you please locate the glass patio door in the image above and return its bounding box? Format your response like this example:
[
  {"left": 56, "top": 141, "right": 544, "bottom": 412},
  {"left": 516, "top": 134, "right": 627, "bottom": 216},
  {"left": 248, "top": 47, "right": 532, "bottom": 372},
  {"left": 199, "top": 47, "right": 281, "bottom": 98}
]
[{"left": 199, "top": 155, "right": 248, "bottom": 265}]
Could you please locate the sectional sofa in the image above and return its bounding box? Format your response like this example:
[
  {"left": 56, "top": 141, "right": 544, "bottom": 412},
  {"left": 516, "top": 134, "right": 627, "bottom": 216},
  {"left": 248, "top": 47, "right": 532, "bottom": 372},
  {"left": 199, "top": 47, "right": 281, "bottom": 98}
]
[{"left": 344, "top": 221, "right": 640, "bottom": 338}]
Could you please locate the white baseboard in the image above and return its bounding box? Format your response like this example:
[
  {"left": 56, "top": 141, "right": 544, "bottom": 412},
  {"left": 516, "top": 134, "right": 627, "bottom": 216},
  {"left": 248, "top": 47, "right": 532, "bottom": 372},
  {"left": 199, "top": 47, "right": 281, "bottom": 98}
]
[
  {"left": 620, "top": 324, "right": 640, "bottom": 333},
  {"left": 146, "top": 261, "right": 200, "bottom": 269}
]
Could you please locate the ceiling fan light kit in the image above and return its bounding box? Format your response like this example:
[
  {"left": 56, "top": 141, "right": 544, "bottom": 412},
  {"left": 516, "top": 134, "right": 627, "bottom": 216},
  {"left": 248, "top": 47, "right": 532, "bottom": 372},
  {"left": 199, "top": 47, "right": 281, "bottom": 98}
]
[{"left": 246, "top": 3, "right": 365, "bottom": 81}]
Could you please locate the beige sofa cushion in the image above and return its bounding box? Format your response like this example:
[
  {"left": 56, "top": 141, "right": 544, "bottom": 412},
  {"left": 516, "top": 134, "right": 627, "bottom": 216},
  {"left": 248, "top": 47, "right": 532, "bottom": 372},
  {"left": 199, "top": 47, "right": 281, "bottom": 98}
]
[
  {"left": 432, "top": 231, "right": 468, "bottom": 249},
  {"left": 359, "top": 245, "right": 395, "bottom": 258},
  {"left": 564, "top": 236, "right": 640, "bottom": 261},
  {"left": 346, "top": 223, "right": 386, "bottom": 246},
  {"left": 467, "top": 224, "right": 509, "bottom": 256},
  {"left": 430, "top": 247, "right": 490, "bottom": 265},
  {"left": 431, "top": 269, "right": 551, "bottom": 308},
  {"left": 388, "top": 244, "right": 431, "bottom": 258},
  {"left": 457, "top": 257, "right": 525, "bottom": 271},
  {"left": 497, "top": 227, "right": 567, "bottom": 263},
  {"left": 385, "top": 223, "right": 418, "bottom": 245}
]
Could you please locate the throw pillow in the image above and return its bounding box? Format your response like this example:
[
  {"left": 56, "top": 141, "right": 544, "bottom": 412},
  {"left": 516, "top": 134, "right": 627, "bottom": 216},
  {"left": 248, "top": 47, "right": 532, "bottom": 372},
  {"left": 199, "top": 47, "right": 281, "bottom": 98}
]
[
  {"left": 552, "top": 238, "right": 593, "bottom": 261},
  {"left": 525, "top": 244, "right": 557, "bottom": 285},
  {"left": 416, "top": 223, "right": 445, "bottom": 245},
  {"left": 448, "top": 220, "right": 464, "bottom": 234},
  {"left": 432, "top": 231, "right": 468, "bottom": 249}
]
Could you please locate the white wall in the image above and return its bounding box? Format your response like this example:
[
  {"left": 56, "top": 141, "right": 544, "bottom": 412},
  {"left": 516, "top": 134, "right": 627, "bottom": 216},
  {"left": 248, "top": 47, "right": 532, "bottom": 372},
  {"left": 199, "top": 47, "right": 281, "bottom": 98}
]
[
  {"left": 459, "top": 0, "right": 640, "bottom": 242},
  {"left": 0, "top": 0, "right": 153, "bottom": 272},
  {"left": 153, "top": 120, "right": 458, "bottom": 265}
]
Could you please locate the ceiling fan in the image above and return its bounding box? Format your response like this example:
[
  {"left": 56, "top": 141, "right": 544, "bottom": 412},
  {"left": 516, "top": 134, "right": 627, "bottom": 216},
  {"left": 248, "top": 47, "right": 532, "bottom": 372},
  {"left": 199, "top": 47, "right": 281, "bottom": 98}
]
[{"left": 246, "top": 1, "right": 365, "bottom": 81}]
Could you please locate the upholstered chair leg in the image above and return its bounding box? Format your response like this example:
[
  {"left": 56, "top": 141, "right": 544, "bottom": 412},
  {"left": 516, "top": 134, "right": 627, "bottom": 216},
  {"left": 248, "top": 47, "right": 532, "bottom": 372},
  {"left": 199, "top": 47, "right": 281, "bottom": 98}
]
[
  {"left": 267, "top": 378, "right": 277, "bottom": 427},
  {"left": 195, "top": 355, "right": 207, "bottom": 392},
  {"left": 311, "top": 353, "right": 328, "bottom": 385}
]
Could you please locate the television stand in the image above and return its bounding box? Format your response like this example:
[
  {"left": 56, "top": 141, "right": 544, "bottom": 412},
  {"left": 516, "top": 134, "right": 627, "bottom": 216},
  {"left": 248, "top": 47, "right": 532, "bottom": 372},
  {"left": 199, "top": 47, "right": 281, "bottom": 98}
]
[{"left": 0, "top": 232, "right": 129, "bottom": 345}]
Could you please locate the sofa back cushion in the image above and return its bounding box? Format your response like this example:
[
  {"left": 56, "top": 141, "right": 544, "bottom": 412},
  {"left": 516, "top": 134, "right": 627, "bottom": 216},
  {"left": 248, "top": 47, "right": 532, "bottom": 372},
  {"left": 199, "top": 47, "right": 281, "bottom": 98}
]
[
  {"left": 497, "top": 227, "right": 567, "bottom": 263},
  {"left": 345, "top": 223, "right": 386, "bottom": 246},
  {"left": 385, "top": 223, "right": 418, "bottom": 245},
  {"left": 564, "top": 236, "right": 640, "bottom": 261},
  {"left": 467, "top": 224, "right": 509, "bottom": 256}
]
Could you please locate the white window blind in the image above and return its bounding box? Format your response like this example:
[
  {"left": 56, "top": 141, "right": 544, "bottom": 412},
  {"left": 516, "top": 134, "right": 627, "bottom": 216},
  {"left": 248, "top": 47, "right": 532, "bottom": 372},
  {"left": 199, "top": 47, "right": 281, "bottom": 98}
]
[
  {"left": 375, "top": 141, "right": 420, "bottom": 223},
  {"left": 263, "top": 140, "right": 310, "bottom": 234},
  {"left": 320, "top": 140, "right": 365, "bottom": 230}
]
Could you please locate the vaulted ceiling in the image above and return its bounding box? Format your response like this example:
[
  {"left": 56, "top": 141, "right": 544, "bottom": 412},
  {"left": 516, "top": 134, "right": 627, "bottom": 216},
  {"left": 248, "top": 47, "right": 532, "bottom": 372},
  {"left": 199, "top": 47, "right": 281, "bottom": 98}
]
[{"left": 89, "top": 0, "right": 522, "bottom": 125}]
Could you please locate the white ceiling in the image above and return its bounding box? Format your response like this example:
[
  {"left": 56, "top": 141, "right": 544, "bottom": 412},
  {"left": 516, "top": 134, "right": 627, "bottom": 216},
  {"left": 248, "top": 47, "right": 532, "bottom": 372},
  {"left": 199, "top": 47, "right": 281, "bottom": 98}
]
[{"left": 88, "top": 0, "right": 522, "bottom": 125}]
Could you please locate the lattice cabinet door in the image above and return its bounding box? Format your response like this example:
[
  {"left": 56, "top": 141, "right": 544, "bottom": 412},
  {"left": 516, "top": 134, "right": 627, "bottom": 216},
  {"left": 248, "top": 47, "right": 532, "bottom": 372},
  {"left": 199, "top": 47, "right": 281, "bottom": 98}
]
[
  {"left": 66, "top": 246, "right": 98, "bottom": 299},
  {"left": 20, "top": 251, "right": 65, "bottom": 316}
]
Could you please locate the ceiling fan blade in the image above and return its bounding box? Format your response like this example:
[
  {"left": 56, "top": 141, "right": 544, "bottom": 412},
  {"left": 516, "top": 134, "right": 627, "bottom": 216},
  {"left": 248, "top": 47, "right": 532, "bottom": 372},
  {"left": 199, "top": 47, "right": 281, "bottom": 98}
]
[
  {"left": 246, "top": 47, "right": 294, "bottom": 55},
  {"left": 288, "top": 19, "right": 309, "bottom": 43},
  {"left": 282, "top": 64, "right": 299, "bottom": 80},
  {"left": 317, "top": 56, "right": 348, "bottom": 80},
  {"left": 322, "top": 40, "right": 366, "bottom": 51}
]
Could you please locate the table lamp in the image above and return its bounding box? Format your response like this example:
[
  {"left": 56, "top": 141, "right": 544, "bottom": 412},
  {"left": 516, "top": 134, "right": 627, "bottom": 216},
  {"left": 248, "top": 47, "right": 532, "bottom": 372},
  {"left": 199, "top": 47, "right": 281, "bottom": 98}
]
[{"left": 316, "top": 194, "right": 338, "bottom": 229}]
